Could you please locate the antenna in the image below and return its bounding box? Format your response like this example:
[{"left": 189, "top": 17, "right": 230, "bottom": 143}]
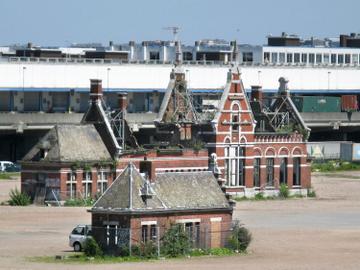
[{"left": 163, "top": 26, "right": 181, "bottom": 41}]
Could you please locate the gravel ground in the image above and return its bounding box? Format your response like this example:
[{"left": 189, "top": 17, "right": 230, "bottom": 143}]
[{"left": 0, "top": 172, "right": 360, "bottom": 270}]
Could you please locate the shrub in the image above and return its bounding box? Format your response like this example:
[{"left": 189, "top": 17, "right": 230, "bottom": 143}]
[
  {"left": 279, "top": 183, "right": 289, "bottom": 198},
  {"left": 64, "top": 197, "right": 94, "bottom": 207},
  {"left": 84, "top": 237, "right": 103, "bottom": 257},
  {"left": 307, "top": 188, "right": 316, "bottom": 198},
  {"left": 8, "top": 188, "right": 31, "bottom": 206},
  {"left": 161, "top": 224, "right": 190, "bottom": 257},
  {"left": 254, "top": 192, "right": 264, "bottom": 200},
  {"left": 132, "top": 241, "right": 157, "bottom": 258},
  {"left": 228, "top": 221, "right": 252, "bottom": 252}
]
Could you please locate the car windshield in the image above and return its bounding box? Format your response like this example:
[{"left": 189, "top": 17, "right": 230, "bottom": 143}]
[{"left": 72, "top": 227, "right": 85, "bottom": 235}]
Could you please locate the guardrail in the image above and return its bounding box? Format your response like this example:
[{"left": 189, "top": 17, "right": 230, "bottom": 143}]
[{"left": 3, "top": 56, "right": 360, "bottom": 69}]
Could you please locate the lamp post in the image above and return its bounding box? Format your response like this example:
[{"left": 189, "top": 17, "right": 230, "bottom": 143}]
[
  {"left": 22, "top": 66, "right": 26, "bottom": 92},
  {"left": 107, "top": 67, "right": 111, "bottom": 92},
  {"left": 257, "top": 70, "right": 262, "bottom": 85},
  {"left": 327, "top": 71, "right": 331, "bottom": 90}
]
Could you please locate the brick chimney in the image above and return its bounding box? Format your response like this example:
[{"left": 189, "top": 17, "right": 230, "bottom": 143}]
[
  {"left": 140, "top": 157, "right": 156, "bottom": 182},
  {"left": 251, "top": 85, "right": 263, "bottom": 103},
  {"left": 90, "top": 79, "right": 103, "bottom": 102},
  {"left": 118, "top": 92, "right": 128, "bottom": 112}
]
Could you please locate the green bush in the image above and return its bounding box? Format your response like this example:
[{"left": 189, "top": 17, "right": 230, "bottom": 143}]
[
  {"left": 64, "top": 197, "right": 94, "bottom": 207},
  {"left": 227, "top": 221, "right": 252, "bottom": 252},
  {"left": 209, "top": 247, "right": 234, "bottom": 256},
  {"left": 307, "top": 188, "right": 316, "bottom": 198},
  {"left": 254, "top": 192, "right": 264, "bottom": 200},
  {"left": 132, "top": 242, "right": 157, "bottom": 258},
  {"left": 84, "top": 237, "right": 103, "bottom": 257},
  {"left": 161, "top": 224, "right": 190, "bottom": 257},
  {"left": 279, "top": 183, "right": 289, "bottom": 198},
  {"left": 8, "top": 188, "right": 31, "bottom": 206}
]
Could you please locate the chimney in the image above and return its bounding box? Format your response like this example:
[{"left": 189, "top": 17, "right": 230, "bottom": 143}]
[
  {"left": 109, "top": 41, "right": 114, "bottom": 51},
  {"left": 140, "top": 157, "right": 156, "bottom": 182},
  {"left": 278, "top": 77, "right": 290, "bottom": 97},
  {"left": 118, "top": 92, "right": 128, "bottom": 112},
  {"left": 27, "top": 42, "right": 33, "bottom": 49},
  {"left": 90, "top": 79, "right": 103, "bottom": 102},
  {"left": 251, "top": 85, "right": 263, "bottom": 103}
]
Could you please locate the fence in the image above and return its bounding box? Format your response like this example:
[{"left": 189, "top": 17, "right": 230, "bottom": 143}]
[{"left": 88, "top": 221, "right": 241, "bottom": 257}]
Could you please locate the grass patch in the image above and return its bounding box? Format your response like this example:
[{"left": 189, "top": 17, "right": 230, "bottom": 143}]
[
  {"left": 64, "top": 198, "right": 95, "bottom": 207},
  {"left": 311, "top": 160, "right": 360, "bottom": 172},
  {"left": 0, "top": 172, "right": 20, "bottom": 180},
  {"left": 29, "top": 254, "right": 146, "bottom": 264},
  {"left": 30, "top": 248, "right": 239, "bottom": 264},
  {"left": 234, "top": 191, "right": 305, "bottom": 201}
]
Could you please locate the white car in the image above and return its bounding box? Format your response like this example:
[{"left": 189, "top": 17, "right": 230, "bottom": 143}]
[
  {"left": 0, "top": 161, "right": 13, "bottom": 172},
  {"left": 69, "top": 225, "right": 92, "bottom": 252}
]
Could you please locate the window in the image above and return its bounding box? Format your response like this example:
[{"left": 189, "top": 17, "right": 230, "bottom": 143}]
[
  {"left": 294, "top": 53, "right": 300, "bottom": 63},
  {"left": 279, "top": 53, "right": 285, "bottom": 63},
  {"left": 227, "top": 146, "right": 245, "bottom": 187},
  {"left": 345, "top": 54, "right": 351, "bottom": 64},
  {"left": 150, "top": 225, "right": 157, "bottom": 241},
  {"left": 242, "top": 52, "right": 253, "bottom": 63},
  {"left": 266, "top": 158, "right": 274, "bottom": 186},
  {"left": 309, "top": 53, "right": 315, "bottom": 64},
  {"left": 263, "top": 52, "right": 270, "bottom": 63},
  {"left": 338, "top": 54, "right": 344, "bottom": 64},
  {"left": 293, "top": 157, "right": 301, "bottom": 186},
  {"left": 66, "top": 171, "right": 76, "bottom": 199},
  {"left": 185, "top": 222, "right": 200, "bottom": 248},
  {"left": 286, "top": 53, "right": 293, "bottom": 63},
  {"left": 141, "top": 225, "right": 148, "bottom": 243},
  {"left": 331, "top": 54, "right": 337, "bottom": 64},
  {"left": 82, "top": 171, "right": 92, "bottom": 198},
  {"left": 97, "top": 171, "right": 108, "bottom": 194},
  {"left": 316, "top": 54, "right": 322, "bottom": 64},
  {"left": 231, "top": 104, "right": 240, "bottom": 132},
  {"left": 271, "top": 52, "right": 278, "bottom": 63},
  {"left": 149, "top": 51, "right": 160, "bottom": 60},
  {"left": 352, "top": 54, "right": 358, "bottom": 65},
  {"left": 323, "top": 54, "right": 330, "bottom": 64},
  {"left": 232, "top": 114, "right": 239, "bottom": 131},
  {"left": 301, "top": 53, "right": 307, "bottom": 63},
  {"left": 253, "top": 158, "right": 261, "bottom": 187},
  {"left": 280, "top": 158, "right": 288, "bottom": 184},
  {"left": 238, "top": 148, "right": 245, "bottom": 186},
  {"left": 225, "top": 145, "right": 230, "bottom": 185}
]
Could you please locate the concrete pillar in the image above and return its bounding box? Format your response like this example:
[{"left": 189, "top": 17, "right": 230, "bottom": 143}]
[
  {"left": 13, "top": 91, "right": 24, "bottom": 112},
  {"left": 287, "top": 159, "right": 293, "bottom": 189},
  {"left": 274, "top": 158, "right": 280, "bottom": 189},
  {"left": 142, "top": 41, "right": 148, "bottom": 61},
  {"left": 161, "top": 41, "right": 167, "bottom": 62},
  {"left": 129, "top": 41, "right": 135, "bottom": 61}
]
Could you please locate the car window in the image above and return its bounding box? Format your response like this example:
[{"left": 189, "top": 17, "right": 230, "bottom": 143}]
[{"left": 72, "top": 227, "right": 85, "bottom": 235}]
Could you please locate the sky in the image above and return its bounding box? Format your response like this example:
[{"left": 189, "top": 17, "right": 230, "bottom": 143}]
[{"left": 0, "top": 0, "right": 359, "bottom": 46}]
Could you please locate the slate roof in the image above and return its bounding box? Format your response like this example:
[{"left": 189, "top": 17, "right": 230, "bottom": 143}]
[
  {"left": 22, "top": 124, "right": 112, "bottom": 163},
  {"left": 91, "top": 163, "right": 231, "bottom": 214}
]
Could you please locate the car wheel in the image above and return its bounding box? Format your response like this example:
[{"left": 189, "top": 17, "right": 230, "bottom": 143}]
[{"left": 73, "top": 242, "right": 81, "bottom": 252}]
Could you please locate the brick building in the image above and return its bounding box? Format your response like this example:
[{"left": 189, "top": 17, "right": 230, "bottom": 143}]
[
  {"left": 21, "top": 64, "right": 311, "bottom": 203},
  {"left": 89, "top": 163, "right": 233, "bottom": 254}
]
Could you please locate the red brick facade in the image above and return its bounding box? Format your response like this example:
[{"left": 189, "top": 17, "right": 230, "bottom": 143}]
[{"left": 208, "top": 70, "right": 311, "bottom": 195}]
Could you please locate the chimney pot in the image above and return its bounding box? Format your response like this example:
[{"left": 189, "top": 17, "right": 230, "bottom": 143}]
[
  {"left": 90, "top": 79, "right": 103, "bottom": 102},
  {"left": 118, "top": 92, "right": 128, "bottom": 111},
  {"left": 251, "top": 85, "right": 263, "bottom": 102}
]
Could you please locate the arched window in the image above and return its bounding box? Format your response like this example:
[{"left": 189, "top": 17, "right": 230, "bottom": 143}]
[{"left": 231, "top": 103, "right": 240, "bottom": 133}]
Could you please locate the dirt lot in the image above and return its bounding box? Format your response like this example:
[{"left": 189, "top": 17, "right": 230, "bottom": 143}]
[{"left": 0, "top": 172, "right": 360, "bottom": 270}]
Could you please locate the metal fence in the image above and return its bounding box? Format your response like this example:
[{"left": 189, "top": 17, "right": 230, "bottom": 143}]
[{"left": 89, "top": 221, "right": 239, "bottom": 257}]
